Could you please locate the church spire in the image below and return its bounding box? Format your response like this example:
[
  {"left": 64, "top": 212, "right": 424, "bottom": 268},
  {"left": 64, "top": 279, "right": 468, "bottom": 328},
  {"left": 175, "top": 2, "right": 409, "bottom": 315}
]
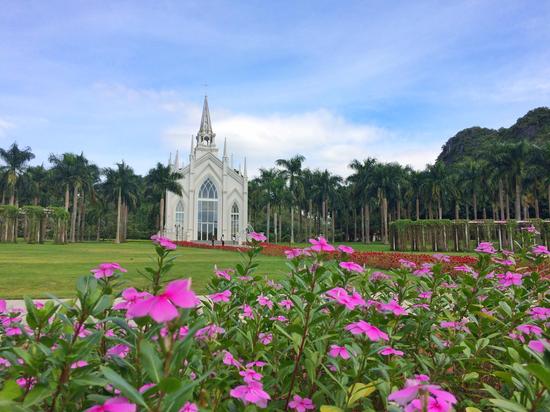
[
  {"left": 196, "top": 95, "right": 215, "bottom": 145},
  {"left": 174, "top": 150, "right": 180, "bottom": 169}
]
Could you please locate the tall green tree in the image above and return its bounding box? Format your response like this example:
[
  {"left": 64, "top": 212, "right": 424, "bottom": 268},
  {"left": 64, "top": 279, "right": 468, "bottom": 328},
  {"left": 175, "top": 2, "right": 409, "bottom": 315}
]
[
  {"left": 145, "top": 163, "right": 183, "bottom": 234},
  {"left": 276, "top": 154, "right": 305, "bottom": 243},
  {"left": 0, "top": 142, "right": 35, "bottom": 205}
]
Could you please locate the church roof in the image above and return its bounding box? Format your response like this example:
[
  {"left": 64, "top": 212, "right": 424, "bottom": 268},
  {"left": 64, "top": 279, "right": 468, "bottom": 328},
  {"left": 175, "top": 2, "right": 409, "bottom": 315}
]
[{"left": 197, "top": 95, "right": 215, "bottom": 144}]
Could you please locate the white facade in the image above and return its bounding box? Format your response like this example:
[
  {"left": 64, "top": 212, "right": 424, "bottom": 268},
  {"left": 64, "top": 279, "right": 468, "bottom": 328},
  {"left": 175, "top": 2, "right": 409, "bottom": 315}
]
[{"left": 164, "top": 96, "right": 248, "bottom": 243}]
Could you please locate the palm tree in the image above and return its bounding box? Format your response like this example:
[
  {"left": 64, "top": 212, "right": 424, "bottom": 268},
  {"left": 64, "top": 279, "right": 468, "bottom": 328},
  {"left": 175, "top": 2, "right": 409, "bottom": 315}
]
[
  {"left": 49, "top": 153, "right": 77, "bottom": 211},
  {"left": 145, "top": 163, "right": 183, "bottom": 234},
  {"left": 19, "top": 165, "right": 49, "bottom": 205},
  {"left": 104, "top": 161, "right": 140, "bottom": 243},
  {"left": 258, "top": 168, "right": 280, "bottom": 242},
  {"left": 422, "top": 162, "right": 447, "bottom": 220},
  {"left": 276, "top": 155, "right": 305, "bottom": 243},
  {"left": 457, "top": 157, "right": 487, "bottom": 220},
  {"left": 0, "top": 143, "right": 35, "bottom": 205},
  {"left": 348, "top": 158, "right": 377, "bottom": 242}
]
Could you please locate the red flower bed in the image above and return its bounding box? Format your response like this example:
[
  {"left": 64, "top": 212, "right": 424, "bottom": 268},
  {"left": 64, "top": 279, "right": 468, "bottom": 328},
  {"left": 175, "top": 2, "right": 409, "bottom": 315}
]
[{"left": 176, "top": 241, "right": 477, "bottom": 270}]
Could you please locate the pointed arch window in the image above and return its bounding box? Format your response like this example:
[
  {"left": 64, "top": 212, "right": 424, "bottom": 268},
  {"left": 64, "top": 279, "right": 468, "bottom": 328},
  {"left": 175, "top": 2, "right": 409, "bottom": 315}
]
[
  {"left": 197, "top": 178, "right": 218, "bottom": 241},
  {"left": 231, "top": 202, "right": 240, "bottom": 240},
  {"left": 175, "top": 201, "right": 184, "bottom": 227}
]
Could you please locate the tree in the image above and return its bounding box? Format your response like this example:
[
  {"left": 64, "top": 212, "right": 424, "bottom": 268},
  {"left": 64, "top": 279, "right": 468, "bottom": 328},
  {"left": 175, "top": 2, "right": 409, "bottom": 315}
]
[
  {"left": 348, "top": 158, "right": 377, "bottom": 242},
  {"left": 104, "top": 162, "right": 140, "bottom": 243},
  {"left": 0, "top": 142, "right": 35, "bottom": 205},
  {"left": 145, "top": 163, "right": 183, "bottom": 234},
  {"left": 276, "top": 155, "right": 305, "bottom": 243}
]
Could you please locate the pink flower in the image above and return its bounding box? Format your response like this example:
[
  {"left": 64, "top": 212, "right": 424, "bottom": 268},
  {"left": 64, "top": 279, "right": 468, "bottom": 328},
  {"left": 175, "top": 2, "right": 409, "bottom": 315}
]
[
  {"left": 379, "top": 347, "right": 404, "bottom": 356},
  {"left": 509, "top": 332, "right": 525, "bottom": 343},
  {"left": 339, "top": 261, "right": 364, "bottom": 273},
  {"left": 215, "top": 269, "right": 232, "bottom": 280},
  {"left": 528, "top": 307, "right": 550, "bottom": 320},
  {"left": 139, "top": 383, "right": 156, "bottom": 393},
  {"left": 179, "top": 402, "right": 199, "bottom": 412},
  {"left": 6, "top": 326, "right": 22, "bottom": 336},
  {"left": 16, "top": 377, "right": 36, "bottom": 389},
  {"left": 440, "top": 320, "right": 470, "bottom": 333},
  {"left": 528, "top": 339, "right": 547, "bottom": 353},
  {"left": 345, "top": 320, "right": 389, "bottom": 341},
  {"left": 285, "top": 248, "right": 309, "bottom": 259},
  {"left": 269, "top": 315, "right": 288, "bottom": 323},
  {"left": 258, "top": 332, "right": 273, "bottom": 345},
  {"left": 309, "top": 236, "right": 336, "bottom": 252},
  {"left": 257, "top": 295, "right": 273, "bottom": 309},
  {"left": 151, "top": 234, "right": 177, "bottom": 250},
  {"left": 399, "top": 259, "right": 417, "bottom": 269},
  {"left": 0, "top": 300, "right": 6, "bottom": 313},
  {"left": 328, "top": 344, "right": 351, "bottom": 360},
  {"left": 497, "top": 272, "right": 523, "bottom": 287},
  {"left": 405, "top": 397, "right": 453, "bottom": 412},
  {"left": 91, "top": 262, "right": 127, "bottom": 279},
  {"left": 209, "top": 290, "right": 232, "bottom": 303},
  {"left": 222, "top": 351, "right": 242, "bottom": 367},
  {"left": 379, "top": 299, "right": 408, "bottom": 316},
  {"left": 249, "top": 232, "right": 267, "bottom": 242},
  {"left": 418, "top": 291, "right": 432, "bottom": 299},
  {"left": 475, "top": 242, "right": 496, "bottom": 254},
  {"left": 388, "top": 378, "right": 456, "bottom": 411},
  {"left": 516, "top": 324, "right": 543, "bottom": 336},
  {"left": 523, "top": 225, "right": 540, "bottom": 234},
  {"left": 337, "top": 245, "right": 354, "bottom": 254},
  {"left": 326, "top": 287, "right": 365, "bottom": 310},
  {"left": 370, "top": 271, "right": 391, "bottom": 281},
  {"left": 230, "top": 381, "right": 271, "bottom": 408},
  {"left": 432, "top": 253, "right": 450, "bottom": 263},
  {"left": 0, "top": 358, "right": 11, "bottom": 367},
  {"left": 532, "top": 245, "right": 550, "bottom": 256},
  {"left": 113, "top": 288, "right": 152, "bottom": 312},
  {"left": 70, "top": 360, "right": 89, "bottom": 369},
  {"left": 195, "top": 324, "right": 225, "bottom": 340},
  {"left": 85, "top": 397, "right": 136, "bottom": 412},
  {"left": 413, "top": 264, "right": 433, "bottom": 277},
  {"left": 288, "top": 395, "right": 315, "bottom": 412},
  {"left": 128, "top": 279, "right": 199, "bottom": 322},
  {"left": 242, "top": 304, "right": 254, "bottom": 319},
  {"left": 107, "top": 344, "right": 130, "bottom": 358},
  {"left": 279, "top": 299, "right": 294, "bottom": 310},
  {"left": 239, "top": 368, "right": 263, "bottom": 383}
]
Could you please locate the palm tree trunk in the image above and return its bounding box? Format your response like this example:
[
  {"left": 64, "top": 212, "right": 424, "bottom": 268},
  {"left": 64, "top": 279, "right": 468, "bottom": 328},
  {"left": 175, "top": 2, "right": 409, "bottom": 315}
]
[
  {"left": 360, "top": 206, "right": 365, "bottom": 242},
  {"left": 353, "top": 208, "right": 357, "bottom": 241},
  {"left": 124, "top": 202, "right": 129, "bottom": 242},
  {"left": 266, "top": 201, "right": 271, "bottom": 243},
  {"left": 331, "top": 209, "right": 335, "bottom": 243},
  {"left": 438, "top": 198, "right": 442, "bottom": 220},
  {"left": 396, "top": 198, "right": 401, "bottom": 220},
  {"left": 70, "top": 185, "right": 78, "bottom": 243},
  {"left": 96, "top": 218, "right": 101, "bottom": 241},
  {"left": 290, "top": 206, "right": 294, "bottom": 243},
  {"left": 365, "top": 203, "right": 370, "bottom": 243},
  {"left": 64, "top": 185, "right": 70, "bottom": 210},
  {"left": 383, "top": 196, "right": 389, "bottom": 244},
  {"left": 415, "top": 196, "right": 420, "bottom": 220},
  {"left": 455, "top": 202, "right": 460, "bottom": 220},
  {"left": 505, "top": 190, "right": 510, "bottom": 220},
  {"left": 115, "top": 188, "right": 122, "bottom": 243},
  {"left": 515, "top": 177, "right": 521, "bottom": 220},
  {"left": 498, "top": 178, "right": 505, "bottom": 220},
  {"left": 473, "top": 192, "right": 478, "bottom": 220},
  {"left": 274, "top": 212, "right": 278, "bottom": 243},
  {"left": 534, "top": 197, "right": 540, "bottom": 219}
]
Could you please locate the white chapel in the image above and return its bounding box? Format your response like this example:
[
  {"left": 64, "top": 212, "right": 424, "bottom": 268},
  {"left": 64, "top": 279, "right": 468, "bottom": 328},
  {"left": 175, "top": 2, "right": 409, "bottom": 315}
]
[{"left": 164, "top": 96, "right": 248, "bottom": 243}]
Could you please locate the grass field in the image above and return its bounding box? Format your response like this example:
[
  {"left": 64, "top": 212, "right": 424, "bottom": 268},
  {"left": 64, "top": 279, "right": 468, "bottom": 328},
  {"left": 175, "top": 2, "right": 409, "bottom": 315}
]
[{"left": 0, "top": 241, "right": 290, "bottom": 299}]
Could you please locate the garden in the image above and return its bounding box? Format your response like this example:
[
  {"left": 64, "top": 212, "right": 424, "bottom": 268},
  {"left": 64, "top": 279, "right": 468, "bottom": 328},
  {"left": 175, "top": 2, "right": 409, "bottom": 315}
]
[{"left": 0, "top": 229, "right": 548, "bottom": 411}]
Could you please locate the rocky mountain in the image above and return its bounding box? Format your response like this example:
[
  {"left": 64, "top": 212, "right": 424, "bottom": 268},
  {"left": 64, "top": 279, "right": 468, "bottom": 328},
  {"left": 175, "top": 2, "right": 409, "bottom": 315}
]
[{"left": 437, "top": 107, "right": 550, "bottom": 165}]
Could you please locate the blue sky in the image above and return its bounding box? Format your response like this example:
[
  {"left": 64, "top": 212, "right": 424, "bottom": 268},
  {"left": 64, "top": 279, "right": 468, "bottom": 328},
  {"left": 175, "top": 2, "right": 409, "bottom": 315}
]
[{"left": 1, "top": 0, "right": 549, "bottom": 176}]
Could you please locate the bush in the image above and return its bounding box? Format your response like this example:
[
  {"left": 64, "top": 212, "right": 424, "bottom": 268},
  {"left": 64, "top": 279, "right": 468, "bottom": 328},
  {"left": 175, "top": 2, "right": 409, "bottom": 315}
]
[{"left": 0, "top": 232, "right": 549, "bottom": 411}]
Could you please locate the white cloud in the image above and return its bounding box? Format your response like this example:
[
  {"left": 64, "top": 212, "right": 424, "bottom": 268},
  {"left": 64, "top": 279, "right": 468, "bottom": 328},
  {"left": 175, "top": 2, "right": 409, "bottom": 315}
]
[
  {"left": 162, "top": 101, "right": 440, "bottom": 177},
  {"left": 0, "top": 118, "right": 16, "bottom": 139}
]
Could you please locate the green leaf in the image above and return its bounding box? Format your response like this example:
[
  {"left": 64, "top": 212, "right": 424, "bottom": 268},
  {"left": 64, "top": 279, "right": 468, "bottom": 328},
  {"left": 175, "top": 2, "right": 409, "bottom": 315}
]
[
  {"left": 100, "top": 367, "right": 148, "bottom": 408},
  {"left": 157, "top": 377, "right": 181, "bottom": 393},
  {"left": 320, "top": 407, "right": 344, "bottom": 412},
  {"left": 463, "top": 372, "right": 479, "bottom": 382},
  {"left": 23, "top": 385, "right": 53, "bottom": 407},
  {"left": 489, "top": 399, "right": 528, "bottom": 412},
  {"left": 465, "top": 407, "right": 482, "bottom": 412},
  {"left": 140, "top": 341, "right": 163, "bottom": 383},
  {"left": 0, "top": 381, "right": 22, "bottom": 401},
  {"left": 498, "top": 301, "right": 512, "bottom": 317},
  {"left": 92, "top": 295, "right": 114, "bottom": 316},
  {"left": 525, "top": 364, "right": 550, "bottom": 389},
  {"left": 347, "top": 382, "right": 376, "bottom": 406}
]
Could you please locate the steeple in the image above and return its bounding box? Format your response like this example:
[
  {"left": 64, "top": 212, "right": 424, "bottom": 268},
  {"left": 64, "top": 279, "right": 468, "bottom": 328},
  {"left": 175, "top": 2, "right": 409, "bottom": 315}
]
[
  {"left": 196, "top": 95, "right": 215, "bottom": 146},
  {"left": 174, "top": 150, "right": 180, "bottom": 169},
  {"left": 223, "top": 137, "right": 228, "bottom": 159},
  {"left": 189, "top": 135, "right": 194, "bottom": 161}
]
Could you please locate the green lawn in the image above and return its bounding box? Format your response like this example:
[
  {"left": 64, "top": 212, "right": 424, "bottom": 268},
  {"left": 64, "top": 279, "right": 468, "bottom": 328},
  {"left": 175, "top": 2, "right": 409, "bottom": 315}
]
[{"left": 0, "top": 241, "right": 290, "bottom": 299}]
